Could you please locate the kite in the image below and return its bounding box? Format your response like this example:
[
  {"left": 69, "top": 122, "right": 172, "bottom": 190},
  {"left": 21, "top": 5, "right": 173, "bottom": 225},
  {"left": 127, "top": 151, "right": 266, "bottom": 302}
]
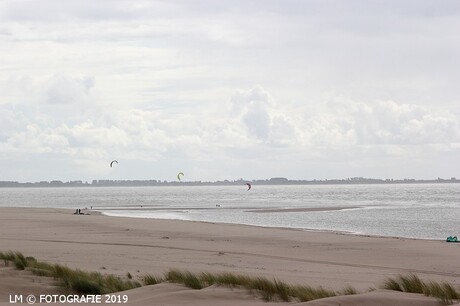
[
  {"left": 245, "top": 183, "right": 251, "bottom": 190},
  {"left": 110, "top": 160, "right": 118, "bottom": 167},
  {"left": 177, "top": 172, "right": 184, "bottom": 181}
]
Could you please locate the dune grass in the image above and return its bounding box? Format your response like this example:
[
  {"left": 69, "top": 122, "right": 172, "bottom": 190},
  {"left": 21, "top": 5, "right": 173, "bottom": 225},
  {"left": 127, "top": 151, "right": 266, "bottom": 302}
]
[
  {"left": 158, "top": 269, "right": 361, "bottom": 302},
  {"left": 142, "top": 274, "right": 163, "bottom": 286},
  {"left": 382, "top": 274, "right": 460, "bottom": 305},
  {"left": 156, "top": 268, "right": 343, "bottom": 302},
  {"left": 0, "top": 251, "right": 141, "bottom": 294},
  {"left": 2, "top": 251, "right": 459, "bottom": 304}
]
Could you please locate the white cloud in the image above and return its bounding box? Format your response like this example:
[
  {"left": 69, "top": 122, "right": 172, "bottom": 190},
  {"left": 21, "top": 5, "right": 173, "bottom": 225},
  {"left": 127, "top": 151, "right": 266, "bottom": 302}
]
[
  {"left": 1, "top": 1, "right": 460, "bottom": 181},
  {"left": 349, "top": 100, "right": 460, "bottom": 145},
  {"left": 6, "top": 124, "right": 69, "bottom": 154},
  {"left": 230, "top": 86, "right": 297, "bottom": 145},
  {"left": 2, "top": 79, "right": 459, "bottom": 181}
]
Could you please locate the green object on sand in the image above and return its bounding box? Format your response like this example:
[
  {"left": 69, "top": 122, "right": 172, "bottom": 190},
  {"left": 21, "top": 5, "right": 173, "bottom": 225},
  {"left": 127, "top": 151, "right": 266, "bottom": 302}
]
[{"left": 446, "top": 236, "right": 458, "bottom": 242}]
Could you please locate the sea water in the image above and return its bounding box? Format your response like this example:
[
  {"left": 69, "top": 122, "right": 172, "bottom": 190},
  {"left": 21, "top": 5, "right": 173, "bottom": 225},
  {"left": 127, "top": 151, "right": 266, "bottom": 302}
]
[{"left": 0, "top": 184, "right": 458, "bottom": 240}]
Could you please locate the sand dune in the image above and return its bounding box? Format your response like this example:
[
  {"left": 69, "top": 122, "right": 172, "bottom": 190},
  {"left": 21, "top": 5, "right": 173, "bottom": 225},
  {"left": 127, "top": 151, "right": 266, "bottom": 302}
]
[
  {"left": 0, "top": 262, "right": 60, "bottom": 304},
  {"left": 103, "top": 285, "right": 442, "bottom": 306}
]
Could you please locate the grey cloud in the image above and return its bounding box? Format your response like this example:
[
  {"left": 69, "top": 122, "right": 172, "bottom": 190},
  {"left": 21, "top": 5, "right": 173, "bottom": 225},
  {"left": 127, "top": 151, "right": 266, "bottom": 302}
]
[
  {"left": 0, "top": 108, "right": 28, "bottom": 142},
  {"left": 230, "top": 86, "right": 271, "bottom": 141},
  {"left": 44, "top": 74, "right": 94, "bottom": 105},
  {"left": 0, "top": 0, "right": 180, "bottom": 22},
  {"left": 0, "top": 27, "right": 12, "bottom": 36},
  {"left": 242, "top": 101, "right": 271, "bottom": 141}
]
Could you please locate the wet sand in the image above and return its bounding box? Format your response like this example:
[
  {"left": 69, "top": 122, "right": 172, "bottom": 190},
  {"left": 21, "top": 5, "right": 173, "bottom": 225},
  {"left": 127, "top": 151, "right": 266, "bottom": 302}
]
[{"left": 246, "top": 206, "right": 359, "bottom": 213}]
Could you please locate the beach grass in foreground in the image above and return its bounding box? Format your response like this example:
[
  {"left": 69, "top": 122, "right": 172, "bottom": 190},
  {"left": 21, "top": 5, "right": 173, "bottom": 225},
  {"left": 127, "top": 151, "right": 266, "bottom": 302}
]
[
  {"left": 150, "top": 269, "right": 358, "bottom": 302},
  {"left": 383, "top": 274, "right": 459, "bottom": 305},
  {"left": 0, "top": 251, "right": 141, "bottom": 294},
  {"left": 1, "top": 251, "right": 459, "bottom": 304}
]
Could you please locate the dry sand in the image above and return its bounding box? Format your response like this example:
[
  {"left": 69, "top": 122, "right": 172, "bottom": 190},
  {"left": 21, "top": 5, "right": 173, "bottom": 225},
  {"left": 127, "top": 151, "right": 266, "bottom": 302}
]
[{"left": 0, "top": 207, "right": 459, "bottom": 305}]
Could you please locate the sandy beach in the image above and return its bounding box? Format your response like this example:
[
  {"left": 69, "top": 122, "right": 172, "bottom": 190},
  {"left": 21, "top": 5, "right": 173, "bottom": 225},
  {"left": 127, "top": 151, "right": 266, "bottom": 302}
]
[{"left": 1, "top": 207, "right": 459, "bottom": 305}]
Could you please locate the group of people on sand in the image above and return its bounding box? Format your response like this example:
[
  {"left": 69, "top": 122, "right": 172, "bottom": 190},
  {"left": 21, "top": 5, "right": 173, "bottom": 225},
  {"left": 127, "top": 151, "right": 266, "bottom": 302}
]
[
  {"left": 74, "top": 208, "right": 84, "bottom": 215},
  {"left": 73, "top": 206, "right": 93, "bottom": 215}
]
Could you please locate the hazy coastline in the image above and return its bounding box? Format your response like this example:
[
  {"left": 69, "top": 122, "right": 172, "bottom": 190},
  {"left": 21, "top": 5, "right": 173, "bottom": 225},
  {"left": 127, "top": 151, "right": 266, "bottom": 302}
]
[{"left": 1, "top": 177, "right": 459, "bottom": 188}]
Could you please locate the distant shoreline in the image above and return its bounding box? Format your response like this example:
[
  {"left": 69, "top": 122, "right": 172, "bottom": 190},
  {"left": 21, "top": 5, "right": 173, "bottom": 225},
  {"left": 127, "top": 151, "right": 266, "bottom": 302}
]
[{"left": 1, "top": 177, "right": 459, "bottom": 187}]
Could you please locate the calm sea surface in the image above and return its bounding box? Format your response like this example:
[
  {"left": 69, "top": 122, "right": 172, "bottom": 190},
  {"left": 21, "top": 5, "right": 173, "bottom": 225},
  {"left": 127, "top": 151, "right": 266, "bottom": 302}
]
[{"left": 0, "top": 184, "right": 458, "bottom": 240}]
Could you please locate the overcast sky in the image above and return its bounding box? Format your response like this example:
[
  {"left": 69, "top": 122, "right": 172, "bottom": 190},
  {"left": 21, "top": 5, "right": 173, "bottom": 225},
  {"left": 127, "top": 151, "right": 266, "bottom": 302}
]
[{"left": 1, "top": 0, "right": 459, "bottom": 182}]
